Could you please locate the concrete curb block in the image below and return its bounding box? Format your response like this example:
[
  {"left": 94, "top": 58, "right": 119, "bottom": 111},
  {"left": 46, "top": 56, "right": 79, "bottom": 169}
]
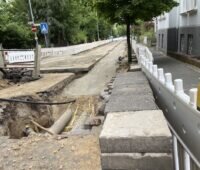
[
  {"left": 101, "top": 153, "right": 173, "bottom": 170},
  {"left": 100, "top": 110, "right": 172, "bottom": 153}
]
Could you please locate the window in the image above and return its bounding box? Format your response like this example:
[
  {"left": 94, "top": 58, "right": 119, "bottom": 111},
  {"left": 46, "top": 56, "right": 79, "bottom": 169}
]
[
  {"left": 180, "top": 34, "right": 185, "bottom": 52},
  {"left": 194, "top": 0, "right": 197, "bottom": 7},
  {"left": 159, "top": 34, "right": 161, "bottom": 47},
  {"left": 184, "top": 0, "right": 187, "bottom": 11},
  {"left": 187, "top": 34, "right": 193, "bottom": 55},
  {"left": 161, "top": 34, "right": 164, "bottom": 48}
]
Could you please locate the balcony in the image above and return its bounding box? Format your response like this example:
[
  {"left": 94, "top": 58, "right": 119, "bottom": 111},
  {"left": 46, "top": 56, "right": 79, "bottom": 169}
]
[{"left": 180, "top": 6, "right": 198, "bottom": 16}]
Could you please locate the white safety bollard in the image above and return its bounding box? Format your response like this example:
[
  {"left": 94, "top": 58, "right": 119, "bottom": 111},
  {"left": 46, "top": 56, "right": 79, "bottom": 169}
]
[
  {"left": 174, "top": 79, "right": 184, "bottom": 94},
  {"left": 158, "top": 68, "right": 165, "bottom": 83},
  {"left": 148, "top": 62, "right": 153, "bottom": 73},
  {"left": 153, "top": 65, "right": 158, "bottom": 78},
  {"left": 189, "top": 88, "right": 198, "bottom": 109},
  {"left": 165, "top": 73, "right": 174, "bottom": 92}
]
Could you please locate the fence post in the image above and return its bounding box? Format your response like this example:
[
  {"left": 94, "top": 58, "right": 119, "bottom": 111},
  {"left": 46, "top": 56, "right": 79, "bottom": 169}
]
[
  {"left": 0, "top": 44, "right": 5, "bottom": 68},
  {"left": 184, "top": 150, "right": 191, "bottom": 170},
  {"left": 33, "top": 44, "right": 41, "bottom": 79},
  {"left": 173, "top": 135, "right": 180, "bottom": 170}
]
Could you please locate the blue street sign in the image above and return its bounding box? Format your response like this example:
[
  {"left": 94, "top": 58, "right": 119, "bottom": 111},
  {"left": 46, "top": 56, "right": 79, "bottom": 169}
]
[{"left": 40, "top": 22, "right": 48, "bottom": 34}]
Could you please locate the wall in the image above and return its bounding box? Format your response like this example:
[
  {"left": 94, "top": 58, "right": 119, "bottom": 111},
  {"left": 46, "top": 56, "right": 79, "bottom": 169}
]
[
  {"left": 157, "top": 4, "right": 179, "bottom": 53},
  {"left": 156, "top": 0, "right": 200, "bottom": 56},
  {"left": 179, "top": 0, "right": 199, "bottom": 27}
]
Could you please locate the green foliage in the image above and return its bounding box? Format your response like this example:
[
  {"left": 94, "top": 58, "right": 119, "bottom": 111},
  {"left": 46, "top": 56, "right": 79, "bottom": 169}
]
[
  {"left": 133, "top": 21, "right": 156, "bottom": 45},
  {"left": 112, "top": 24, "right": 126, "bottom": 37},
  {"left": 134, "top": 20, "right": 154, "bottom": 38},
  {"left": 96, "top": 0, "right": 178, "bottom": 62},
  {"left": 0, "top": 2, "right": 33, "bottom": 48},
  {"left": 0, "top": 0, "right": 126, "bottom": 48},
  {"left": 96, "top": 0, "right": 178, "bottom": 24}
]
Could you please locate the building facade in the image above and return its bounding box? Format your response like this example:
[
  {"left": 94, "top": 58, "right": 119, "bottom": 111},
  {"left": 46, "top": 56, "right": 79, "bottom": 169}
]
[{"left": 156, "top": 0, "right": 199, "bottom": 56}]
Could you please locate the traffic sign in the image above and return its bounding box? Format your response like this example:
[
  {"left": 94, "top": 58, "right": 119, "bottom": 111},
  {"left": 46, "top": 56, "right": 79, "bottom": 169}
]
[
  {"left": 40, "top": 22, "right": 48, "bottom": 34},
  {"left": 31, "top": 25, "right": 37, "bottom": 32}
]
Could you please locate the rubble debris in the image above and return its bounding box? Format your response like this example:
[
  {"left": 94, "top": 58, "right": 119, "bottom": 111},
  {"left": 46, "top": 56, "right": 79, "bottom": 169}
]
[
  {"left": 84, "top": 117, "right": 102, "bottom": 129},
  {"left": 3, "top": 68, "right": 35, "bottom": 83},
  {"left": 97, "top": 102, "right": 106, "bottom": 115}
]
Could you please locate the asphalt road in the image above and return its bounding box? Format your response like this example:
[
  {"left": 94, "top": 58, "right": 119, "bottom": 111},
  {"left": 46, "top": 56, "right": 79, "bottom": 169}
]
[{"left": 152, "top": 49, "right": 200, "bottom": 94}]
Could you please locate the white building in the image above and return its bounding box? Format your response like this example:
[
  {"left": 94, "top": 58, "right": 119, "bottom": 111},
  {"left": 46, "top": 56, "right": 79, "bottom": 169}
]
[{"left": 156, "top": 0, "right": 199, "bottom": 56}]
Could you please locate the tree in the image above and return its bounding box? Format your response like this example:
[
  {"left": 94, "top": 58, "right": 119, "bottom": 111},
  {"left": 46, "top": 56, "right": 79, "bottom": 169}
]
[
  {"left": 0, "top": 1, "right": 33, "bottom": 48},
  {"left": 96, "top": 0, "right": 178, "bottom": 63},
  {"left": 0, "top": 0, "right": 126, "bottom": 48}
]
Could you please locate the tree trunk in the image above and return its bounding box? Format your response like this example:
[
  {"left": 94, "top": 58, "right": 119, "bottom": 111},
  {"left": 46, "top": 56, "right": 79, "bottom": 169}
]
[{"left": 126, "top": 18, "right": 132, "bottom": 63}]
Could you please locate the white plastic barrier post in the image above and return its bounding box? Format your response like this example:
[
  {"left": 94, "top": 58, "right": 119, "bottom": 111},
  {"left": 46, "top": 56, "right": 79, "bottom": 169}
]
[
  {"left": 165, "top": 73, "right": 174, "bottom": 92},
  {"left": 153, "top": 65, "right": 158, "bottom": 78},
  {"left": 189, "top": 88, "right": 198, "bottom": 109},
  {"left": 174, "top": 79, "right": 184, "bottom": 95},
  {"left": 136, "top": 42, "right": 200, "bottom": 169},
  {"left": 158, "top": 68, "right": 165, "bottom": 83}
]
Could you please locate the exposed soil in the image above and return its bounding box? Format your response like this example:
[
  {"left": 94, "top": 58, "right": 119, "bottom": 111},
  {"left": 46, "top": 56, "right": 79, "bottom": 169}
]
[
  {"left": 0, "top": 79, "right": 13, "bottom": 90},
  {"left": 0, "top": 135, "right": 101, "bottom": 170},
  {"left": 0, "top": 96, "right": 54, "bottom": 138},
  {"left": 0, "top": 41, "right": 128, "bottom": 170}
]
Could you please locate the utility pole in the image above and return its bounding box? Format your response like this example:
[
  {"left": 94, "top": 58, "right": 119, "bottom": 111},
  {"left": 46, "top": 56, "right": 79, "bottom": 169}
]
[
  {"left": 28, "top": 0, "right": 38, "bottom": 46},
  {"left": 28, "top": 0, "right": 40, "bottom": 78}
]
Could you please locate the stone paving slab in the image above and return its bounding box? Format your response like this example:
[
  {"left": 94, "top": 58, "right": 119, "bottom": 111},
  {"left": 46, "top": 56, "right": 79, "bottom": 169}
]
[
  {"left": 113, "top": 72, "right": 147, "bottom": 87},
  {"left": 111, "top": 84, "right": 153, "bottom": 95},
  {"left": 0, "top": 73, "right": 75, "bottom": 99},
  {"left": 105, "top": 94, "right": 157, "bottom": 113},
  {"left": 40, "top": 58, "right": 100, "bottom": 74},
  {"left": 100, "top": 110, "right": 172, "bottom": 153},
  {"left": 105, "top": 72, "right": 157, "bottom": 113},
  {"left": 101, "top": 153, "right": 172, "bottom": 170},
  {"left": 129, "top": 64, "right": 141, "bottom": 72}
]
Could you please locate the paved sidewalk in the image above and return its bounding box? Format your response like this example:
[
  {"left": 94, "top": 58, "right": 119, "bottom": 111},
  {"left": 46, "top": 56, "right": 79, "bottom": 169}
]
[
  {"left": 63, "top": 41, "right": 126, "bottom": 96},
  {"left": 0, "top": 73, "right": 75, "bottom": 99},
  {"left": 41, "top": 41, "right": 120, "bottom": 73},
  {"left": 100, "top": 71, "right": 172, "bottom": 170},
  {"left": 105, "top": 72, "right": 158, "bottom": 113},
  {"left": 151, "top": 48, "right": 200, "bottom": 94}
]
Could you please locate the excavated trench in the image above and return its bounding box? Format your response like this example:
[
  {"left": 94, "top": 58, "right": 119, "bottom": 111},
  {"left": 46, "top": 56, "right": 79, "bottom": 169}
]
[
  {"left": 0, "top": 73, "right": 76, "bottom": 139},
  {"left": 0, "top": 41, "right": 127, "bottom": 139},
  {"left": 0, "top": 96, "right": 53, "bottom": 138},
  {"left": 0, "top": 86, "right": 105, "bottom": 139}
]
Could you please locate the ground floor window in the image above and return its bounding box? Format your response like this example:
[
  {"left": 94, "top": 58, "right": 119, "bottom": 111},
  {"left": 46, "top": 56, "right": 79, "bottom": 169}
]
[
  {"left": 161, "top": 34, "right": 164, "bottom": 48},
  {"left": 187, "top": 34, "right": 193, "bottom": 55},
  {"left": 180, "top": 34, "right": 185, "bottom": 52},
  {"left": 159, "top": 34, "right": 160, "bottom": 47}
]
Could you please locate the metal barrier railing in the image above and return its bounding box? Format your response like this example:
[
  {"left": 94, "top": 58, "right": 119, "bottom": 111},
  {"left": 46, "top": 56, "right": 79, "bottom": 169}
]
[
  {"left": 40, "top": 39, "right": 112, "bottom": 58},
  {"left": 132, "top": 40, "right": 200, "bottom": 170},
  {"left": 0, "top": 45, "right": 41, "bottom": 79},
  {"left": 40, "top": 37, "right": 125, "bottom": 58},
  {"left": 2, "top": 49, "right": 35, "bottom": 64}
]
